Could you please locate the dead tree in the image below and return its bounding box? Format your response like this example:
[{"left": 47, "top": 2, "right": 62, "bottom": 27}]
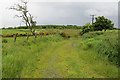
[{"left": 10, "top": 0, "right": 37, "bottom": 40}]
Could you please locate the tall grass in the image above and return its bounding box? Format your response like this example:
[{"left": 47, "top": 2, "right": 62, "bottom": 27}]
[
  {"left": 82, "top": 30, "right": 119, "bottom": 66},
  {"left": 2, "top": 34, "right": 63, "bottom": 78}
]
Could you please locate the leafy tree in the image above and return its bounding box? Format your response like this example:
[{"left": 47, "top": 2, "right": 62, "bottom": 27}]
[
  {"left": 10, "top": 0, "right": 37, "bottom": 38},
  {"left": 93, "top": 16, "right": 114, "bottom": 31}
]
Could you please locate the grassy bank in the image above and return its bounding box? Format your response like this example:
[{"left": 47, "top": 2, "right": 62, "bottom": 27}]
[{"left": 82, "top": 30, "right": 119, "bottom": 66}]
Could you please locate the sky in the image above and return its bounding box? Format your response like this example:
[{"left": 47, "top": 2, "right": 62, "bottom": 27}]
[{"left": 0, "top": 0, "right": 119, "bottom": 28}]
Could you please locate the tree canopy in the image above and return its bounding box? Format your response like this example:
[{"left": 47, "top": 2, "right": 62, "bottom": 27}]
[{"left": 93, "top": 16, "right": 114, "bottom": 31}]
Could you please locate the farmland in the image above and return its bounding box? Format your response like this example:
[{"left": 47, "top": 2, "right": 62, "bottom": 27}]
[{"left": 2, "top": 29, "right": 119, "bottom": 78}]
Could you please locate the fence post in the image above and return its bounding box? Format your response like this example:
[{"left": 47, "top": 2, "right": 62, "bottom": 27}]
[
  {"left": 34, "top": 31, "right": 37, "bottom": 38},
  {"left": 27, "top": 33, "right": 29, "bottom": 41},
  {"left": 14, "top": 33, "right": 18, "bottom": 42}
]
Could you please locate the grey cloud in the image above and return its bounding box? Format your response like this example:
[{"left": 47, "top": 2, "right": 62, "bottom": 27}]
[{"left": 1, "top": 2, "right": 118, "bottom": 27}]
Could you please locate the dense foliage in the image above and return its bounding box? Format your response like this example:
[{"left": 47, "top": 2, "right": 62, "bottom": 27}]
[
  {"left": 80, "top": 23, "right": 93, "bottom": 35},
  {"left": 93, "top": 16, "right": 114, "bottom": 31},
  {"left": 81, "top": 16, "right": 114, "bottom": 35}
]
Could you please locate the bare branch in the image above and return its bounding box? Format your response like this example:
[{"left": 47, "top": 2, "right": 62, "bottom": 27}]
[{"left": 10, "top": 0, "right": 37, "bottom": 38}]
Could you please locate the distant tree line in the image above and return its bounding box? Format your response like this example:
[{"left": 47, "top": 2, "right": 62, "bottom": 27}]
[{"left": 2, "top": 25, "right": 81, "bottom": 29}]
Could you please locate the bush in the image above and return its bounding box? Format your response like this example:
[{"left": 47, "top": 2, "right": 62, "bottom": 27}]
[
  {"left": 60, "top": 32, "right": 70, "bottom": 39},
  {"left": 81, "top": 23, "right": 94, "bottom": 35}
]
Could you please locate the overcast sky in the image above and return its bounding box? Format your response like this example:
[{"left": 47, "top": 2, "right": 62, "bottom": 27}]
[{"left": 0, "top": 0, "right": 119, "bottom": 28}]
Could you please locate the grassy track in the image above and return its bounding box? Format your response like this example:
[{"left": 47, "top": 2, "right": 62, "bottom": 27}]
[{"left": 20, "top": 38, "right": 118, "bottom": 78}]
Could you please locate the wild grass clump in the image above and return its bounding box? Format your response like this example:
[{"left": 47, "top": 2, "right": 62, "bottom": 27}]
[
  {"left": 82, "top": 41, "right": 93, "bottom": 50},
  {"left": 59, "top": 32, "right": 70, "bottom": 39}
]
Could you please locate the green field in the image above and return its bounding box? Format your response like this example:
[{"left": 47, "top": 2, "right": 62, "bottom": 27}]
[{"left": 2, "top": 29, "right": 119, "bottom": 78}]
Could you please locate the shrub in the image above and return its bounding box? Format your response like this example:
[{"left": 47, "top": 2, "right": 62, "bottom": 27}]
[
  {"left": 81, "top": 23, "right": 94, "bottom": 35},
  {"left": 60, "top": 32, "right": 70, "bottom": 39}
]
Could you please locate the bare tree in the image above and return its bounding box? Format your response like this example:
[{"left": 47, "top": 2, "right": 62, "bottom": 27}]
[{"left": 10, "top": 0, "right": 37, "bottom": 39}]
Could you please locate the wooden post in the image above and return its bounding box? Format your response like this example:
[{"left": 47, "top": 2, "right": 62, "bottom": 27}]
[
  {"left": 35, "top": 31, "right": 37, "bottom": 38},
  {"left": 14, "top": 33, "right": 18, "bottom": 42},
  {"left": 27, "top": 33, "right": 29, "bottom": 41},
  {"left": 35, "top": 33, "right": 37, "bottom": 38}
]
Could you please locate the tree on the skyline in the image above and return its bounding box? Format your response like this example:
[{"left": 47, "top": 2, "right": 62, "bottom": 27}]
[{"left": 93, "top": 16, "right": 114, "bottom": 31}]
